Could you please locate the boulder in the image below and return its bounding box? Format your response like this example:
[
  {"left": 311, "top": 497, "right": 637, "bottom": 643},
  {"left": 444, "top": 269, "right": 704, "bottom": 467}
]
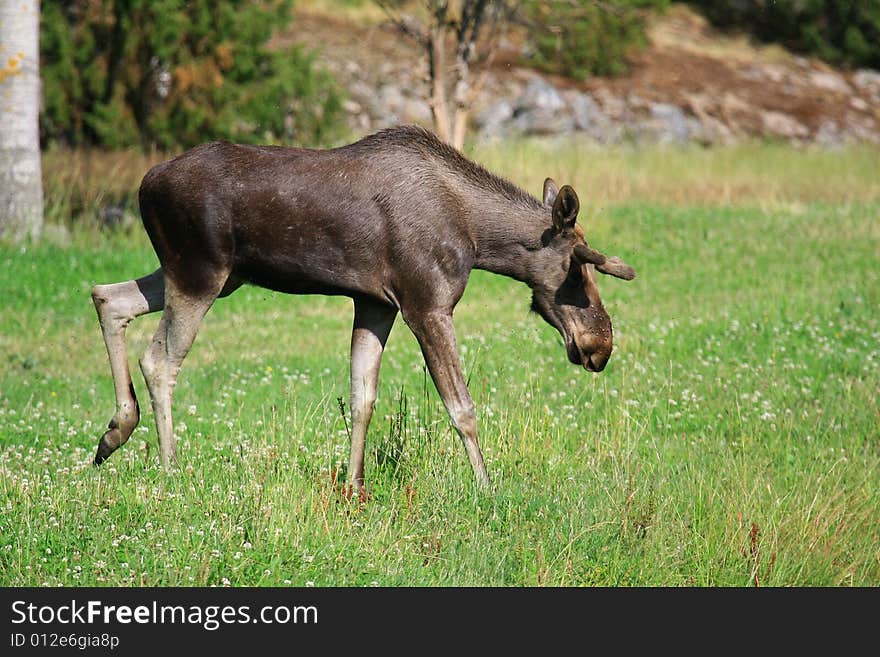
[
  {"left": 510, "top": 107, "right": 574, "bottom": 136},
  {"left": 474, "top": 99, "right": 514, "bottom": 138},
  {"left": 515, "top": 77, "right": 566, "bottom": 113},
  {"left": 649, "top": 103, "right": 692, "bottom": 143},
  {"left": 852, "top": 69, "right": 880, "bottom": 103},
  {"left": 814, "top": 120, "right": 845, "bottom": 149},
  {"left": 567, "top": 92, "right": 620, "bottom": 142},
  {"left": 507, "top": 78, "right": 572, "bottom": 135},
  {"left": 682, "top": 93, "right": 736, "bottom": 145},
  {"left": 362, "top": 84, "right": 433, "bottom": 127},
  {"left": 760, "top": 111, "right": 809, "bottom": 140},
  {"left": 849, "top": 96, "right": 869, "bottom": 112},
  {"left": 808, "top": 70, "right": 851, "bottom": 95}
]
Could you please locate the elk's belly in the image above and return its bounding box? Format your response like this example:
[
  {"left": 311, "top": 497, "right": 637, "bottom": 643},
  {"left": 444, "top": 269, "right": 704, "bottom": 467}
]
[{"left": 230, "top": 223, "right": 389, "bottom": 300}]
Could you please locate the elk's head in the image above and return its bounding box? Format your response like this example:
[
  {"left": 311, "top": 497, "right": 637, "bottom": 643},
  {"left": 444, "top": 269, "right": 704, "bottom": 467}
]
[{"left": 530, "top": 179, "right": 635, "bottom": 372}]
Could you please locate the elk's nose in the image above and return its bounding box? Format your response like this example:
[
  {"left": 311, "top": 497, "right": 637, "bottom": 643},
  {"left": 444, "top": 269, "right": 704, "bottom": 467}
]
[
  {"left": 585, "top": 351, "right": 609, "bottom": 372},
  {"left": 582, "top": 341, "right": 612, "bottom": 372}
]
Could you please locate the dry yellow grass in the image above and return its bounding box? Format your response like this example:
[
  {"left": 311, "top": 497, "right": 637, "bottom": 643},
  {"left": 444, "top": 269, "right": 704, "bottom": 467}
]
[
  {"left": 42, "top": 148, "right": 166, "bottom": 225},
  {"left": 42, "top": 138, "right": 880, "bottom": 229},
  {"left": 469, "top": 138, "right": 880, "bottom": 208},
  {"left": 646, "top": 4, "right": 796, "bottom": 67},
  {"left": 293, "top": 0, "right": 395, "bottom": 26}
]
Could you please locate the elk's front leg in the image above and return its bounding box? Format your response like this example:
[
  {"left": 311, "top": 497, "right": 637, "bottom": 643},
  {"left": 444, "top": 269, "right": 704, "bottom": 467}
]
[
  {"left": 405, "top": 311, "right": 490, "bottom": 487},
  {"left": 348, "top": 298, "right": 397, "bottom": 491}
]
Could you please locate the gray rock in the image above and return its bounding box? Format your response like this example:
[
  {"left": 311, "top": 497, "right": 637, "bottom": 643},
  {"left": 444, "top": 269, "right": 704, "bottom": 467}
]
[
  {"left": 404, "top": 98, "right": 432, "bottom": 123},
  {"left": 760, "top": 111, "right": 809, "bottom": 140},
  {"left": 335, "top": 50, "right": 880, "bottom": 147},
  {"left": 342, "top": 99, "right": 362, "bottom": 115},
  {"left": 841, "top": 113, "right": 880, "bottom": 144},
  {"left": 378, "top": 85, "right": 405, "bottom": 113},
  {"left": 649, "top": 103, "right": 692, "bottom": 143},
  {"left": 850, "top": 96, "right": 869, "bottom": 111},
  {"left": 514, "top": 77, "right": 566, "bottom": 113},
  {"left": 374, "top": 85, "right": 432, "bottom": 124},
  {"left": 99, "top": 204, "right": 136, "bottom": 230},
  {"left": 474, "top": 99, "right": 514, "bottom": 137},
  {"left": 809, "top": 70, "right": 851, "bottom": 94},
  {"left": 720, "top": 92, "right": 752, "bottom": 116},
  {"left": 852, "top": 69, "right": 880, "bottom": 91},
  {"left": 624, "top": 103, "right": 697, "bottom": 145},
  {"left": 814, "top": 120, "right": 845, "bottom": 149},
  {"left": 352, "top": 112, "right": 372, "bottom": 131},
  {"left": 348, "top": 80, "right": 384, "bottom": 118},
  {"left": 490, "top": 77, "right": 574, "bottom": 136},
  {"left": 567, "top": 92, "right": 619, "bottom": 142},
  {"left": 569, "top": 93, "right": 601, "bottom": 129},
  {"left": 742, "top": 64, "right": 788, "bottom": 84},
  {"left": 627, "top": 93, "right": 648, "bottom": 110},
  {"left": 511, "top": 107, "right": 573, "bottom": 136},
  {"left": 852, "top": 68, "right": 880, "bottom": 103},
  {"left": 348, "top": 80, "right": 376, "bottom": 101},
  {"left": 698, "top": 117, "right": 735, "bottom": 145},
  {"left": 683, "top": 93, "right": 736, "bottom": 145},
  {"left": 591, "top": 88, "right": 627, "bottom": 119}
]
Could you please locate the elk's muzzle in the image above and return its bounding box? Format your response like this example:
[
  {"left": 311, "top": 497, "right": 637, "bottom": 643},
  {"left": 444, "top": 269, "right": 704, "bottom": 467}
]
[{"left": 569, "top": 330, "right": 612, "bottom": 372}]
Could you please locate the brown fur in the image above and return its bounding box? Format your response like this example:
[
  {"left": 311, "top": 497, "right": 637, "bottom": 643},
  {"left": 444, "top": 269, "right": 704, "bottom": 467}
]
[{"left": 91, "top": 126, "right": 635, "bottom": 487}]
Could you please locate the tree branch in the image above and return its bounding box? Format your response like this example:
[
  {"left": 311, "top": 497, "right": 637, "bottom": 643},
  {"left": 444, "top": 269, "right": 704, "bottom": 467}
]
[{"left": 375, "top": 0, "right": 428, "bottom": 44}]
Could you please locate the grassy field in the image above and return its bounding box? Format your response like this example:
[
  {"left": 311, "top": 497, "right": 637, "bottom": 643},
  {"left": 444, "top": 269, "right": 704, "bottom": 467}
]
[{"left": 1, "top": 141, "right": 878, "bottom": 586}]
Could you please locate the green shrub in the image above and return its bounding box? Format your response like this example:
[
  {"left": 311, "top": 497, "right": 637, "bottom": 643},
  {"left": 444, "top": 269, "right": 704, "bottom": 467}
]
[
  {"left": 686, "top": 1, "right": 880, "bottom": 69},
  {"left": 523, "top": 0, "right": 669, "bottom": 79},
  {"left": 40, "top": 1, "right": 345, "bottom": 150}
]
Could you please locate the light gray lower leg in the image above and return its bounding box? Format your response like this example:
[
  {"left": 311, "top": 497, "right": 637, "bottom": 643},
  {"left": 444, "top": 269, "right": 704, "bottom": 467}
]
[
  {"left": 406, "top": 311, "right": 490, "bottom": 487},
  {"left": 447, "top": 403, "right": 487, "bottom": 486},
  {"left": 139, "top": 280, "right": 222, "bottom": 469},
  {"left": 348, "top": 299, "right": 397, "bottom": 490},
  {"left": 92, "top": 270, "right": 164, "bottom": 464}
]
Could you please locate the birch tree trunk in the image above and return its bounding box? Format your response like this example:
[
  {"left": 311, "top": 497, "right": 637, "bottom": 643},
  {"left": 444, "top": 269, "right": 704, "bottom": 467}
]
[{"left": 0, "top": 0, "right": 43, "bottom": 243}]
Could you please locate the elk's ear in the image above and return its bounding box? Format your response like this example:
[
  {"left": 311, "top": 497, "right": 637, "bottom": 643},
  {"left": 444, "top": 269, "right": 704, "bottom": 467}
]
[
  {"left": 543, "top": 178, "right": 559, "bottom": 206},
  {"left": 552, "top": 185, "right": 579, "bottom": 233},
  {"left": 596, "top": 256, "right": 636, "bottom": 281}
]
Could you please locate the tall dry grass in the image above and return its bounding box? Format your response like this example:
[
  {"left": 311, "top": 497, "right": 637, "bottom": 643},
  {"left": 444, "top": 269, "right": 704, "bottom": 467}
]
[
  {"left": 468, "top": 138, "right": 880, "bottom": 208},
  {"left": 42, "top": 148, "right": 167, "bottom": 227},
  {"left": 41, "top": 139, "right": 880, "bottom": 229}
]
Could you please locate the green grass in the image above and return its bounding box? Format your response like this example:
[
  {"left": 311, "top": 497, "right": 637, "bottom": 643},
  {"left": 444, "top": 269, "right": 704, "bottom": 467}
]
[{"left": 2, "top": 145, "right": 879, "bottom": 586}]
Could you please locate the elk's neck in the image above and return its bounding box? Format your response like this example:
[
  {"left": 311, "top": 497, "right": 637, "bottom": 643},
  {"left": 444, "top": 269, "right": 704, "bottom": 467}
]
[{"left": 468, "top": 202, "right": 549, "bottom": 286}]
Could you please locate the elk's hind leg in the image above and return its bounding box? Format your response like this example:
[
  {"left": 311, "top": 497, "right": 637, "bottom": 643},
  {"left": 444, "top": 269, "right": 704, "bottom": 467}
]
[
  {"left": 139, "top": 273, "right": 229, "bottom": 469},
  {"left": 348, "top": 298, "right": 397, "bottom": 492},
  {"left": 92, "top": 269, "right": 165, "bottom": 465}
]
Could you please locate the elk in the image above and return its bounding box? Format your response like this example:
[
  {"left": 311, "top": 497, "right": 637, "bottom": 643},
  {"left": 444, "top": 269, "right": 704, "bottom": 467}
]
[{"left": 91, "top": 125, "right": 635, "bottom": 490}]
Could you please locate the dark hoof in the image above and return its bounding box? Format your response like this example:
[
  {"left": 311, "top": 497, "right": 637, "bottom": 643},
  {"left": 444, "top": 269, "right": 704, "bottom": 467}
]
[{"left": 93, "top": 430, "right": 120, "bottom": 466}]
